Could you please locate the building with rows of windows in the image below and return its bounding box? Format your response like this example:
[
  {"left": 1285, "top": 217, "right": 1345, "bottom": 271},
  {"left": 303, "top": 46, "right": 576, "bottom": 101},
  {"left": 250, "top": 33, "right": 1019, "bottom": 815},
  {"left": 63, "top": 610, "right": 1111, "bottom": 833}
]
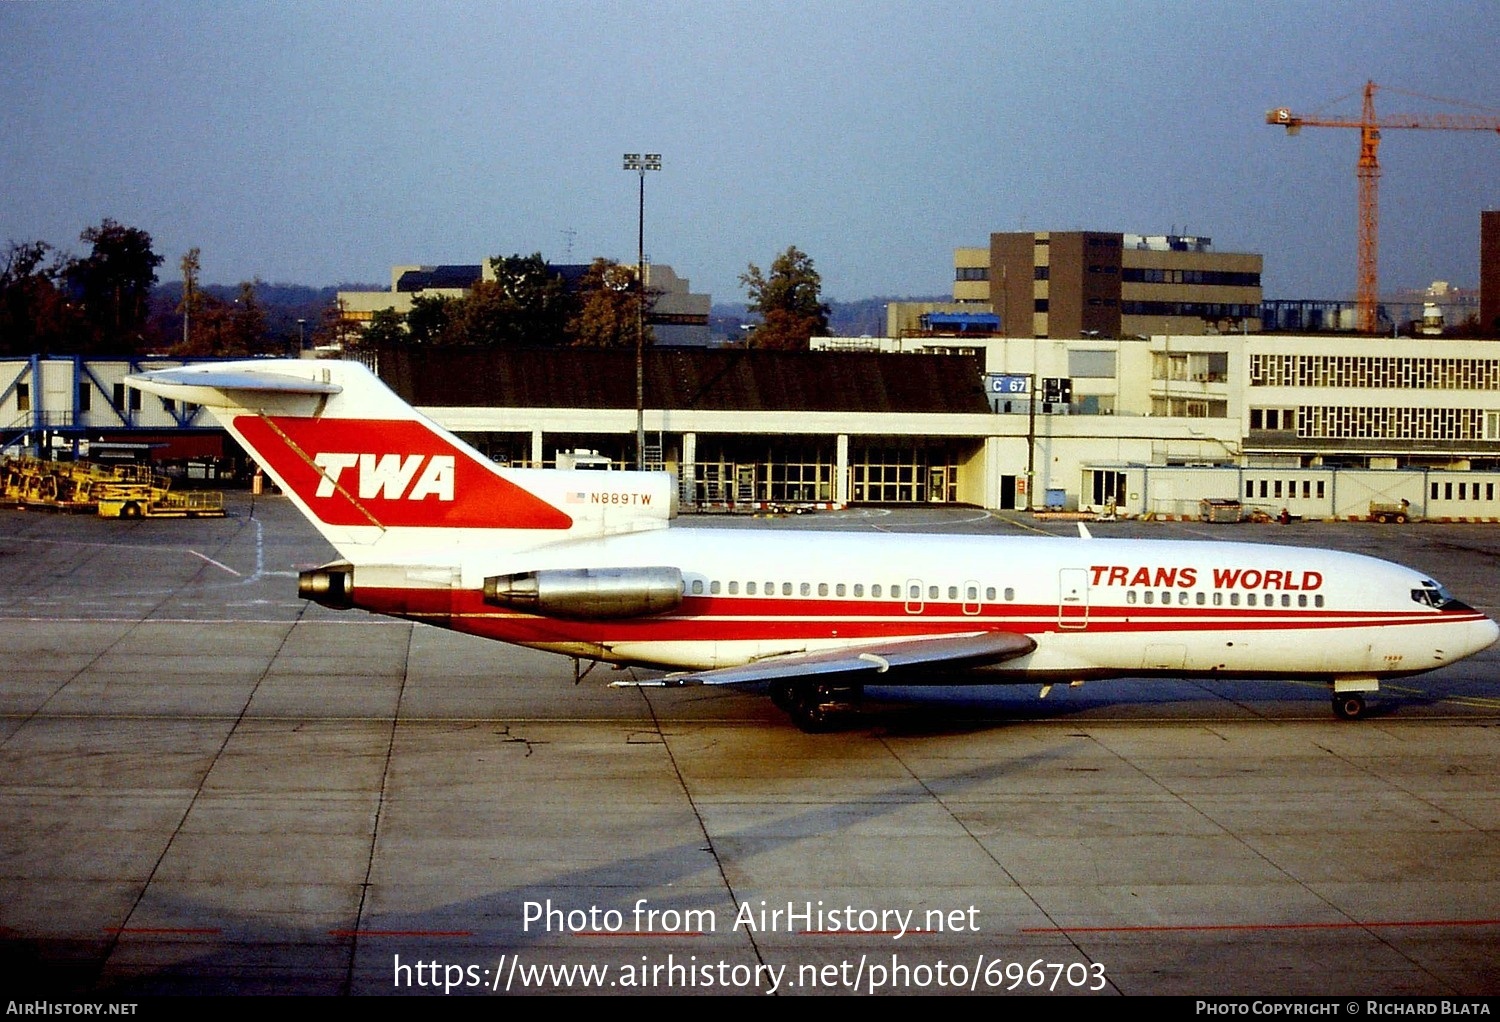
[
  {"left": 941, "top": 230, "right": 1264, "bottom": 338},
  {"left": 6, "top": 326, "right": 1500, "bottom": 520}
]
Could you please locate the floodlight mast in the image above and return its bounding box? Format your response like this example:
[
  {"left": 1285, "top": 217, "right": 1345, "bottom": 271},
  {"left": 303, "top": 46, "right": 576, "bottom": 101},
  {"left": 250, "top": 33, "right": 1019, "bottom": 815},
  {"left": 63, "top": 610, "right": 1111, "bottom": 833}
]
[{"left": 622, "top": 153, "right": 662, "bottom": 470}]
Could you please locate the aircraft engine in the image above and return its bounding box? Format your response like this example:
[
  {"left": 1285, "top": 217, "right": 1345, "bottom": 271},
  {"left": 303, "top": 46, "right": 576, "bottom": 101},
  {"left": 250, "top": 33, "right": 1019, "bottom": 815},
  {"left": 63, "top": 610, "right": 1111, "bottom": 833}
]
[
  {"left": 483, "top": 567, "right": 683, "bottom": 619},
  {"left": 298, "top": 562, "right": 355, "bottom": 609}
]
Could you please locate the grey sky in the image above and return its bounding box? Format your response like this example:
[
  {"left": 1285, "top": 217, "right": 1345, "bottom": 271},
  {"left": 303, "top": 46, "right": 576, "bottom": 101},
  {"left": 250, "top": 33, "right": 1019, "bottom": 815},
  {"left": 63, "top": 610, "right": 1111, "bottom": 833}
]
[{"left": 2, "top": 0, "right": 1497, "bottom": 303}]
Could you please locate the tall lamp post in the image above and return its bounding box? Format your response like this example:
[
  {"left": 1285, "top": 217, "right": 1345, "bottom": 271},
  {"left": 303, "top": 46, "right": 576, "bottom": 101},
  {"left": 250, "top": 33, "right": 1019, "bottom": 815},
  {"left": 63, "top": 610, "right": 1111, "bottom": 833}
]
[{"left": 622, "top": 152, "right": 661, "bottom": 470}]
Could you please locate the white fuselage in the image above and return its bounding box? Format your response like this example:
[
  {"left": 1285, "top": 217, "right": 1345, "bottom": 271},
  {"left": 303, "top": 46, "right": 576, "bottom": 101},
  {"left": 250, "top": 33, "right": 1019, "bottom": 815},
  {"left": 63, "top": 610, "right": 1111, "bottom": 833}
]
[{"left": 353, "top": 528, "right": 1498, "bottom": 684}]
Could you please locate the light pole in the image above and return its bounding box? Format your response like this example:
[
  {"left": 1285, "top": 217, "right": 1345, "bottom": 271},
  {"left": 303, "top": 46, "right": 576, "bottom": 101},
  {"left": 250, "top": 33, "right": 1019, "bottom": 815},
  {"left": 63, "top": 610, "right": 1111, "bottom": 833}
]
[
  {"left": 297, "top": 318, "right": 307, "bottom": 353},
  {"left": 623, "top": 152, "right": 661, "bottom": 470}
]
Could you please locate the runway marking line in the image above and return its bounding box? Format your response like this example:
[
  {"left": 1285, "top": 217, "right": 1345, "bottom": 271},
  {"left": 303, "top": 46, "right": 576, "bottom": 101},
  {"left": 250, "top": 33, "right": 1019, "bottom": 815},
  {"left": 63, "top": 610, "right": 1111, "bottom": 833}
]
[
  {"left": 572, "top": 930, "right": 706, "bottom": 938},
  {"left": 1024, "top": 918, "right": 1500, "bottom": 934},
  {"left": 188, "top": 549, "right": 242, "bottom": 576},
  {"left": 329, "top": 929, "right": 475, "bottom": 937}
]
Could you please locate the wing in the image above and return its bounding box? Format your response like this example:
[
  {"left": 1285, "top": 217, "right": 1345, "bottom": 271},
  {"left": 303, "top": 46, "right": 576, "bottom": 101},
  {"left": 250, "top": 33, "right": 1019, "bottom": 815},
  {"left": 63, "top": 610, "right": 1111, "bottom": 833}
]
[{"left": 637, "top": 631, "right": 1036, "bottom": 688}]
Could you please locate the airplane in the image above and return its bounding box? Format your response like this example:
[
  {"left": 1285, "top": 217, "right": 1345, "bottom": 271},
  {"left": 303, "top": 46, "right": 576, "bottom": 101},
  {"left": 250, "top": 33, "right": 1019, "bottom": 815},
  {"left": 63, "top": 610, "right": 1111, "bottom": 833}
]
[{"left": 129, "top": 359, "right": 1500, "bottom": 731}]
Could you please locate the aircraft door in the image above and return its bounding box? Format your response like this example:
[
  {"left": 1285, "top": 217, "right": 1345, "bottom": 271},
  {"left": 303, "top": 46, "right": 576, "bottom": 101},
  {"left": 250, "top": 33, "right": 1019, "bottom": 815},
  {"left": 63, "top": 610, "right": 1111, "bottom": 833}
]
[
  {"left": 904, "top": 578, "right": 924, "bottom": 614},
  {"left": 962, "top": 579, "right": 982, "bottom": 616},
  {"left": 1058, "top": 568, "right": 1089, "bottom": 629}
]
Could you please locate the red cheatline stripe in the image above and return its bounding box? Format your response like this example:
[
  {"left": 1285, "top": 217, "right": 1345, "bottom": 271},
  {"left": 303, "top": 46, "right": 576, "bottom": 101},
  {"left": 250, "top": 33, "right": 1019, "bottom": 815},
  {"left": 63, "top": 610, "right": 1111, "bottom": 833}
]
[
  {"left": 571, "top": 931, "right": 707, "bottom": 938},
  {"left": 1022, "top": 918, "right": 1500, "bottom": 934},
  {"left": 329, "top": 929, "right": 476, "bottom": 937}
]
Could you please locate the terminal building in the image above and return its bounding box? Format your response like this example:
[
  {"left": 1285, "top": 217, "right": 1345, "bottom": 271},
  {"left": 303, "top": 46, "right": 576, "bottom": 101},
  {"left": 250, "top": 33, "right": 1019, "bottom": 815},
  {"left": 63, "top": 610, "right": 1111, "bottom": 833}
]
[
  {"left": 4, "top": 219, "right": 1498, "bottom": 521},
  {"left": 5, "top": 332, "right": 1500, "bottom": 520}
]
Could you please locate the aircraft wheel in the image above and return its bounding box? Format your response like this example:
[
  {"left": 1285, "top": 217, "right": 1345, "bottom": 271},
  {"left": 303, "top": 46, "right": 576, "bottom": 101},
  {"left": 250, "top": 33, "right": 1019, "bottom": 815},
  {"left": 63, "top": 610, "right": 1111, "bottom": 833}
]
[
  {"left": 1332, "top": 693, "right": 1367, "bottom": 720},
  {"left": 769, "top": 680, "right": 797, "bottom": 713},
  {"left": 784, "top": 682, "right": 860, "bottom": 733}
]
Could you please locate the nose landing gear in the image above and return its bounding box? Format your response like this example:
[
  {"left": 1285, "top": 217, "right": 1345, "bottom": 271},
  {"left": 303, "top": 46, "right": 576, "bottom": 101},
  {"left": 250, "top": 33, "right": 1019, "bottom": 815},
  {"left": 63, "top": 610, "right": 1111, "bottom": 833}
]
[{"left": 1332, "top": 692, "right": 1367, "bottom": 720}]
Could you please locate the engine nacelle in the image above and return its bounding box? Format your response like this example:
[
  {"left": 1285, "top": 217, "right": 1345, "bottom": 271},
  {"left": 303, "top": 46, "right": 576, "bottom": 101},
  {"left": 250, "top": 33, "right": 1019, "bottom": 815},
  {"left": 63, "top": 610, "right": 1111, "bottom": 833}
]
[
  {"left": 298, "top": 562, "right": 355, "bottom": 609},
  {"left": 483, "top": 567, "right": 683, "bottom": 620}
]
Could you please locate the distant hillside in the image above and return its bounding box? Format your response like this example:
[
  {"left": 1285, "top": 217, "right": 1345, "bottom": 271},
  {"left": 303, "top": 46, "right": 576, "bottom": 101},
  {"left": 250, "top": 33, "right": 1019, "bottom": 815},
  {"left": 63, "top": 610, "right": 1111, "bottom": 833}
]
[
  {"left": 148, "top": 281, "right": 378, "bottom": 347},
  {"left": 712, "top": 295, "right": 948, "bottom": 342}
]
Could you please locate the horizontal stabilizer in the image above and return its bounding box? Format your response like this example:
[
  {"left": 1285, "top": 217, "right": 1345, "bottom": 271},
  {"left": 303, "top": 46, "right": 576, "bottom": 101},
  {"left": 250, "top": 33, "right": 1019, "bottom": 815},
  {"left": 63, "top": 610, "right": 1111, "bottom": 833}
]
[
  {"left": 659, "top": 631, "right": 1036, "bottom": 687},
  {"left": 127, "top": 365, "right": 342, "bottom": 401}
]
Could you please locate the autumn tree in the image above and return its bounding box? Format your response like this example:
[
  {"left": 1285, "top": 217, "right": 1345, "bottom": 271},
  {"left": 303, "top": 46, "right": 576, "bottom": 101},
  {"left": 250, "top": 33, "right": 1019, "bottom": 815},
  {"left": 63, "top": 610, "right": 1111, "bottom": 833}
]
[
  {"left": 225, "top": 280, "right": 268, "bottom": 354},
  {"left": 739, "top": 245, "right": 830, "bottom": 350},
  {"left": 0, "top": 240, "right": 65, "bottom": 354},
  {"left": 311, "top": 297, "right": 364, "bottom": 351},
  {"left": 568, "top": 258, "right": 650, "bottom": 348},
  {"left": 178, "top": 247, "right": 203, "bottom": 350},
  {"left": 450, "top": 253, "right": 573, "bottom": 346}
]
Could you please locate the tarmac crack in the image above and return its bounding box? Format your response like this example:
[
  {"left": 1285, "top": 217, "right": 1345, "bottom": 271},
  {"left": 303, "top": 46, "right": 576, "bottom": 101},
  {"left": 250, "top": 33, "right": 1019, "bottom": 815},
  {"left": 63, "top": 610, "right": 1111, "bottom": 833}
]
[{"left": 342, "top": 620, "right": 415, "bottom": 996}]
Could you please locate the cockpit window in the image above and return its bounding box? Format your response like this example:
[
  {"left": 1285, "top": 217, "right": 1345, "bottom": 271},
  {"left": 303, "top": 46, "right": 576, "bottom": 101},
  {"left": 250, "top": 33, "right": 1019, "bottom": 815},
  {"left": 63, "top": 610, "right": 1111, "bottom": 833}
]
[{"left": 1411, "top": 580, "right": 1457, "bottom": 609}]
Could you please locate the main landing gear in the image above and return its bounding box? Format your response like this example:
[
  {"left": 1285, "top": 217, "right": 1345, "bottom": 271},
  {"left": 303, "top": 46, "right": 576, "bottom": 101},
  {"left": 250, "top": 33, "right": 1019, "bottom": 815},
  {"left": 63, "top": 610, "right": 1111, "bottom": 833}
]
[
  {"left": 770, "top": 680, "right": 863, "bottom": 732},
  {"left": 1332, "top": 692, "right": 1367, "bottom": 720}
]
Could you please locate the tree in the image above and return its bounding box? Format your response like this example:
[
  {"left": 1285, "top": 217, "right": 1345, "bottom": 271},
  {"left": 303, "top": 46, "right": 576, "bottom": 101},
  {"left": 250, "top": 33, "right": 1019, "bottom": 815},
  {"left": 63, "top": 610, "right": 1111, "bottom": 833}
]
[
  {"left": 359, "top": 307, "right": 409, "bottom": 349},
  {"left": 226, "top": 280, "right": 268, "bottom": 354},
  {"left": 178, "top": 248, "right": 202, "bottom": 350},
  {"left": 739, "top": 246, "right": 830, "bottom": 350},
  {"left": 451, "top": 253, "right": 572, "bottom": 346},
  {"left": 567, "top": 258, "right": 649, "bottom": 348},
  {"left": 405, "top": 293, "right": 457, "bottom": 346},
  {"left": 0, "top": 240, "right": 66, "bottom": 355},
  {"left": 62, "top": 219, "right": 164, "bottom": 352}
]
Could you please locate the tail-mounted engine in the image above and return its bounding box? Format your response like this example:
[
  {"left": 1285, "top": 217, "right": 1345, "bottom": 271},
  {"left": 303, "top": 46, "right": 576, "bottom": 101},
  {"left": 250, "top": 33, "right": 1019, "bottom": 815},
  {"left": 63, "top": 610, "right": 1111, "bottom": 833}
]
[
  {"left": 483, "top": 567, "right": 683, "bottom": 620},
  {"left": 298, "top": 562, "right": 355, "bottom": 609}
]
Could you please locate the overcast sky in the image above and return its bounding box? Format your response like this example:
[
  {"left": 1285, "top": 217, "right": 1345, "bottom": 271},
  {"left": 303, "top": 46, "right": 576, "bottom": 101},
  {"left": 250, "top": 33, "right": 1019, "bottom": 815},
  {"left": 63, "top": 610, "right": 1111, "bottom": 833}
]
[{"left": 2, "top": 1, "right": 1497, "bottom": 303}]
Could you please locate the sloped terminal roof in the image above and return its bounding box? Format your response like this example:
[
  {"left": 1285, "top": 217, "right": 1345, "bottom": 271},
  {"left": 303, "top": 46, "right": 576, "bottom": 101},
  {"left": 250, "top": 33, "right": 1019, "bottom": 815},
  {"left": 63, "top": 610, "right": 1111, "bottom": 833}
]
[{"left": 375, "top": 346, "right": 990, "bottom": 414}]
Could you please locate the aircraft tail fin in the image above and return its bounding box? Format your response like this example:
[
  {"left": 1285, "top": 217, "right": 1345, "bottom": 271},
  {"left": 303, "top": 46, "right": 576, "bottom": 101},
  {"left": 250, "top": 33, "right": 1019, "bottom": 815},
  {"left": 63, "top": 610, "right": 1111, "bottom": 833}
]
[{"left": 128, "top": 360, "right": 674, "bottom": 560}]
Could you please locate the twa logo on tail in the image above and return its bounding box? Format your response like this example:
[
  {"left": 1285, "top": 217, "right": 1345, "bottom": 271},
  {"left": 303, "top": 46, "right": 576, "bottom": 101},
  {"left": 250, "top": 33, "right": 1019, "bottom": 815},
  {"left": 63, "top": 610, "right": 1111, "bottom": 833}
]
[
  {"left": 234, "top": 415, "right": 573, "bottom": 531},
  {"left": 313, "top": 453, "right": 455, "bottom": 501}
]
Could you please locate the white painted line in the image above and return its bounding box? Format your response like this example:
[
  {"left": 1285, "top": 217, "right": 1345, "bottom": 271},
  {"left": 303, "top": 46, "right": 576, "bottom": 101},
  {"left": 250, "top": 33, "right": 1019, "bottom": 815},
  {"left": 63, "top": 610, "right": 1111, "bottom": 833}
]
[{"left": 189, "top": 550, "right": 242, "bottom": 576}]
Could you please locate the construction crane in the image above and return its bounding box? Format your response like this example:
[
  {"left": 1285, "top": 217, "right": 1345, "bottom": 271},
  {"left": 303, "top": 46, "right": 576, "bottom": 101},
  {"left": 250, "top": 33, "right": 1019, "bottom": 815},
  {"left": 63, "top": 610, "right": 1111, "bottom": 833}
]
[{"left": 1267, "top": 81, "right": 1500, "bottom": 333}]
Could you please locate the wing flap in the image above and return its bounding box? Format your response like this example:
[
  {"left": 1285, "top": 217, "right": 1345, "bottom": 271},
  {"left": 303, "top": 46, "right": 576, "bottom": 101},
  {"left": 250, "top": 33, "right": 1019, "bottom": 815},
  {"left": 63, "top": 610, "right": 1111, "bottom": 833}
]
[{"left": 655, "top": 631, "right": 1036, "bottom": 687}]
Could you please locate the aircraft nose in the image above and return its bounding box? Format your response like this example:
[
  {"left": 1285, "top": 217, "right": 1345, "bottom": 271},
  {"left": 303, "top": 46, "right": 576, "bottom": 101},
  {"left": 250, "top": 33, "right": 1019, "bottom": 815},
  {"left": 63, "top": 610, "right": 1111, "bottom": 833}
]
[{"left": 1476, "top": 616, "right": 1500, "bottom": 654}]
